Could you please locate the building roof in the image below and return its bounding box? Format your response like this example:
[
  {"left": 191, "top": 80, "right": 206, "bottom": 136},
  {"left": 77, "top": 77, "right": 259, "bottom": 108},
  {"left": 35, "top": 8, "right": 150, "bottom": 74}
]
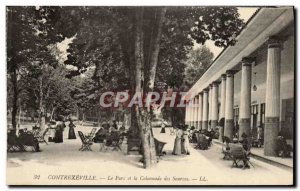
[{"left": 186, "top": 7, "right": 294, "bottom": 100}]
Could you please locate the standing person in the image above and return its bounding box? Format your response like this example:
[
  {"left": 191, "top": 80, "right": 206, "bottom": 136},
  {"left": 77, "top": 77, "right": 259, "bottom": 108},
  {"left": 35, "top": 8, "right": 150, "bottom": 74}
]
[
  {"left": 160, "top": 121, "right": 166, "bottom": 133},
  {"left": 181, "top": 125, "right": 190, "bottom": 155},
  {"left": 257, "top": 125, "right": 263, "bottom": 146},
  {"left": 48, "top": 121, "right": 56, "bottom": 142},
  {"left": 172, "top": 125, "right": 183, "bottom": 155},
  {"left": 68, "top": 119, "right": 76, "bottom": 139},
  {"left": 54, "top": 121, "right": 65, "bottom": 143},
  {"left": 240, "top": 133, "right": 250, "bottom": 168},
  {"left": 218, "top": 118, "right": 225, "bottom": 141}
]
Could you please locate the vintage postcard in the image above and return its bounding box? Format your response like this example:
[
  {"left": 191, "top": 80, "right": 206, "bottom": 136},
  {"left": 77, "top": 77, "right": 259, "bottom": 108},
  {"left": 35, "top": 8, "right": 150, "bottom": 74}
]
[{"left": 6, "top": 6, "right": 294, "bottom": 186}]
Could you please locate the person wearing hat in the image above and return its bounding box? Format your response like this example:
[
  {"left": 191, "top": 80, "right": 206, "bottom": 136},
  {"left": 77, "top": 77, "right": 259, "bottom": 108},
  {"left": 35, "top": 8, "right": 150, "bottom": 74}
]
[
  {"left": 68, "top": 119, "right": 76, "bottom": 139},
  {"left": 172, "top": 125, "right": 183, "bottom": 155},
  {"left": 181, "top": 125, "right": 190, "bottom": 155}
]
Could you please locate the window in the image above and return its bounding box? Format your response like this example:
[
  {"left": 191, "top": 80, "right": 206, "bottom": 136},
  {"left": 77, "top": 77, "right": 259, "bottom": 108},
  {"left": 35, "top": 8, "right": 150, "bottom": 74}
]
[
  {"left": 260, "top": 103, "right": 265, "bottom": 126},
  {"left": 234, "top": 107, "right": 239, "bottom": 125},
  {"left": 251, "top": 105, "right": 258, "bottom": 115},
  {"left": 251, "top": 104, "right": 259, "bottom": 130}
]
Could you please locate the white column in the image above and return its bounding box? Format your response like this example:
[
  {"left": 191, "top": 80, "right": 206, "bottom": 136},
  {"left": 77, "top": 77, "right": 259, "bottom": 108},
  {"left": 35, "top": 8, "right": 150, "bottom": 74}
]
[
  {"left": 264, "top": 37, "right": 282, "bottom": 156},
  {"left": 211, "top": 81, "right": 219, "bottom": 131},
  {"left": 185, "top": 103, "right": 188, "bottom": 125},
  {"left": 190, "top": 99, "right": 194, "bottom": 126},
  {"left": 193, "top": 97, "right": 198, "bottom": 128},
  {"left": 239, "top": 57, "right": 253, "bottom": 140},
  {"left": 197, "top": 93, "right": 203, "bottom": 130},
  {"left": 220, "top": 74, "right": 226, "bottom": 119},
  {"left": 224, "top": 70, "right": 234, "bottom": 140},
  {"left": 202, "top": 89, "right": 209, "bottom": 130},
  {"left": 208, "top": 84, "right": 213, "bottom": 129},
  {"left": 186, "top": 101, "right": 190, "bottom": 126},
  {"left": 219, "top": 74, "right": 226, "bottom": 141},
  {"left": 191, "top": 98, "right": 195, "bottom": 126}
]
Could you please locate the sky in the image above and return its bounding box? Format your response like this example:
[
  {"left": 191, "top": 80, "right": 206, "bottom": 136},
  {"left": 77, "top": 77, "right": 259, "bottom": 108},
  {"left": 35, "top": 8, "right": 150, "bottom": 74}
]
[{"left": 58, "top": 7, "right": 259, "bottom": 68}]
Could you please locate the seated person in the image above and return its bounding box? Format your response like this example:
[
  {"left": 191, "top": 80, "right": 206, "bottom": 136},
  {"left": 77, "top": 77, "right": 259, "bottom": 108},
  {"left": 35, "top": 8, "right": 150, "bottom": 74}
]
[
  {"left": 7, "top": 130, "right": 24, "bottom": 151},
  {"left": 239, "top": 133, "right": 250, "bottom": 168},
  {"left": 18, "top": 129, "right": 40, "bottom": 152},
  {"left": 240, "top": 133, "right": 250, "bottom": 151},
  {"left": 197, "top": 133, "right": 209, "bottom": 150},
  {"left": 93, "top": 127, "right": 107, "bottom": 143},
  {"left": 276, "top": 133, "right": 292, "bottom": 157},
  {"left": 222, "top": 136, "right": 231, "bottom": 151},
  {"left": 105, "top": 131, "right": 119, "bottom": 146},
  {"left": 222, "top": 136, "right": 231, "bottom": 160}
]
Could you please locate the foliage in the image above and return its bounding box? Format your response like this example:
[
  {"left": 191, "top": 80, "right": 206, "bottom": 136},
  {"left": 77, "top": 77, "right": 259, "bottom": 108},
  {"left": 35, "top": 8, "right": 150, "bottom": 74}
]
[{"left": 184, "top": 45, "right": 214, "bottom": 88}]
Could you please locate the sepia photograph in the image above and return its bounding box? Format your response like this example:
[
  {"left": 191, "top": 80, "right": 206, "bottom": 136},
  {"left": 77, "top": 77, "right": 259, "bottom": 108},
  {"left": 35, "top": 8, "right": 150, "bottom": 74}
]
[{"left": 6, "top": 5, "right": 295, "bottom": 186}]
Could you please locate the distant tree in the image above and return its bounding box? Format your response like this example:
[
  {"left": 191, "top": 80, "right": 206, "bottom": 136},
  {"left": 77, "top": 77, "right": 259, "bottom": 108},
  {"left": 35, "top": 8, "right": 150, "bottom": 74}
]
[
  {"left": 7, "top": 6, "right": 77, "bottom": 130},
  {"left": 7, "top": 7, "right": 44, "bottom": 129},
  {"left": 184, "top": 45, "right": 214, "bottom": 88}
]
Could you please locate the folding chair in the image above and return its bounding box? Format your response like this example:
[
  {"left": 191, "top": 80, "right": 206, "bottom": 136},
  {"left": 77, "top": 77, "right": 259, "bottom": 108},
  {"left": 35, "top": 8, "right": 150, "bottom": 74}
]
[
  {"left": 110, "top": 132, "right": 123, "bottom": 151},
  {"left": 78, "top": 131, "right": 93, "bottom": 151},
  {"left": 197, "top": 134, "right": 209, "bottom": 150},
  {"left": 85, "top": 128, "right": 97, "bottom": 142},
  {"left": 229, "top": 144, "right": 254, "bottom": 169},
  {"left": 154, "top": 138, "right": 167, "bottom": 158},
  {"left": 34, "top": 128, "right": 49, "bottom": 144}
]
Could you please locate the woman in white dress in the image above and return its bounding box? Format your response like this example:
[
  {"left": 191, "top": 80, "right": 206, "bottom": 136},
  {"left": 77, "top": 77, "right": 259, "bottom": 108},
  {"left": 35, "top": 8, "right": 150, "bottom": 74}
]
[
  {"left": 181, "top": 125, "right": 190, "bottom": 155},
  {"left": 172, "top": 125, "right": 183, "bottom": 155}
]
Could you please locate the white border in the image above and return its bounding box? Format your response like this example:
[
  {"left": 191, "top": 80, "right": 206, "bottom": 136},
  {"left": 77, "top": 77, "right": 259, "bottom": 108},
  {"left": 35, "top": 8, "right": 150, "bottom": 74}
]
[{"left": 0, "top": 1, "right": 298, "bottom": 191}]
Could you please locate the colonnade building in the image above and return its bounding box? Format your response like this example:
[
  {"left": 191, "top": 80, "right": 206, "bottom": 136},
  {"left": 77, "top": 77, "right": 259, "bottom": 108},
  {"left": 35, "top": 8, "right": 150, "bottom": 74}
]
[{"left": 185, "top": 7, "right": 294, "bottom": 157}]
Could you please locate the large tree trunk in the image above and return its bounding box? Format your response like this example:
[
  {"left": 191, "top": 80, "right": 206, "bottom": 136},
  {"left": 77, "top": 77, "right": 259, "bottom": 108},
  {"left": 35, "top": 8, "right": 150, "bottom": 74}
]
[
  {"left": 38, "top": 76, "right": 46, "bottom": 130},
  {"left": 146, "top": 7, "right": 167, "bottom": 165},
  {"left": 50, "top": 106, "right": 55, "bottom": 121},
  {"left": 133, "top": 7, "right": 158, "bottom": 168},
  {"left": 131, "top": 7, "right": 167, "bottom": 168},
  {"left": 148, "top": 7, "right": 167, "bottom": 89},
  {"left": 11, "top": 69, "right": 18, "bottom": 131}
]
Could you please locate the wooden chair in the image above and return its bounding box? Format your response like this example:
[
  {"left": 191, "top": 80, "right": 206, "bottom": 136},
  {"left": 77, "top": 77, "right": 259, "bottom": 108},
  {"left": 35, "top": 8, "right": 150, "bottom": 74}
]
[
  {"left": 78, "top": 131, "right": 93, "bottom": 151},
  {"left": 34, "top": 128, "right": 49, "bottom": 145},
  {"left": 154, "top": 138, "right": 167, "bottom": 158},
  {"left": 229, "top": 143, "right": 253, "bottom": 169},
  {"left": 100, "top": 131, "right": 123, "bottom": 151},
  {"left": 222, "top": 146, "right": 231, "bottom": 160},
  {"left": 222, "top": 136, "right": 232, "bottom": 160},
  {"left": 110, "top": 131, "right": 123, "bottom": 151},
  {"left": 85, "top": 128, "right": 97, "bottom": 141},
  {"left": 194, "top": 132, "right": 200, "bottom": 149},
  {"left": 197, "top": 133, "right": 209, "bottom": 150}
]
